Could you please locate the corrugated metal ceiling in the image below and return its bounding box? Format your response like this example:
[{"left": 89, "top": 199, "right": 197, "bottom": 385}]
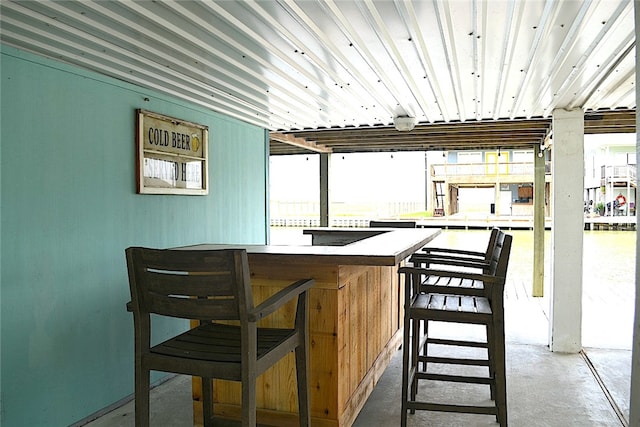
[{"left": 0, "top": 0, "right": 636, "bottom": 154}]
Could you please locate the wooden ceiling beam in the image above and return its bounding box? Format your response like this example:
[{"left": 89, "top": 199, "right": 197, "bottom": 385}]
[
  {"left": 324, "top": 140, "right": 543, "bottom": 149},
  {"left": 269, "top": 111, "right": 633, "bottom": 155},
  {"left": 269, "top": 132, "right": 332, "bottom": 153},
  {"left": 304, "top": 130, "right": 548, "bottom": 139},
  {"left": 285, "top": 120, "right": 552, "bottom": 137}
]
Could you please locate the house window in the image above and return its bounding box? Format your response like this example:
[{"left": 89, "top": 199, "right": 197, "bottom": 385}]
[
  {"left": 512, "top": 150, "right": 533, "bottom": 174},
  {"left": 456, "top": 152, "right": 483, "bottom": 175},
  {"left": 512, "top": 150, "right": 533, "bottom": 162},
  {"left": 457, "top": 152, "right": 483, "bottom": 163}
]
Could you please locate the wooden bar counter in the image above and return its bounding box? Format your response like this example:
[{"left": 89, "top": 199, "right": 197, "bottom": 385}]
[{"left": 182, "top": 227, "right": 441, "bottom": 427}]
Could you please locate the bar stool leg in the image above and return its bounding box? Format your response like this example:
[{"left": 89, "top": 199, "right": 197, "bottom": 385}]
[
  {"left": 486, "top": 323, "right": 496, "bottom": 401},
  {"left": 493, "top": 316, "right": 508, "bottom": 426},
  {"left": 401, "top": 314, "right": 412, "bottom": 427},
  {"left": 410, "top": 317, "right": 421, "bottom": 408},
  {"left": 419, "top": 319, "right": 429, "bottom": 374},
  {"left": 202, "top": 377, "right": 214, "bottom": 427}
]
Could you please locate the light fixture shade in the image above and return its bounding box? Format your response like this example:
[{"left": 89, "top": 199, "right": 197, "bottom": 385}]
[{"left": 394, "top": 116, "right": 416, "bottom": 132}]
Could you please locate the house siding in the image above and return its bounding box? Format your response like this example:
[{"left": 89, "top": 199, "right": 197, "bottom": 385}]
[{"left": 0, "top": 45, "right": 268, "bottom": 426}]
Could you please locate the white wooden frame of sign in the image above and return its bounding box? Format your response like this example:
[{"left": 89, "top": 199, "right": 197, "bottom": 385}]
[{"left": 136, "top": 109, "right": 209, "bottom": 195}]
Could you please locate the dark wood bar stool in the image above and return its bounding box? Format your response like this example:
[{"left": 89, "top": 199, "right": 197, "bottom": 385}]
[
  {"left": 125, "top": 247, "right": 314, "bottom": 427},
  {"left": 399, "top": 232, "right": 512, "bottom": 426},
  {"left": 409, "top": 228, "right": 503, "bottom": 378}
]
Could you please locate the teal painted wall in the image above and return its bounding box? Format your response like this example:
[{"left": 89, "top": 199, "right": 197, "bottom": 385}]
[{"left": 0, "top": 46, "right": 268, "bottom": 426}]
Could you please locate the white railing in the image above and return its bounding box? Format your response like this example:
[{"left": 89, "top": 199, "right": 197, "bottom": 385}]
[
  {"left": 270, "top": 218, "right": 375, "bottom": 228},
  {"left": 270, "top": 201, "right": 424, "bottom": 227},
  {"left": 601, "top": 164, "right": 637, "bottom": 183},
  {"left": 431, "top": 161, "right": 551, "bottom": 177}
]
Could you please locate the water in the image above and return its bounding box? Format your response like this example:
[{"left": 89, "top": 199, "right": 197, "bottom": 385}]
[
  {"left": 270, "top": 227, "right": 637, "bottom": 350},
  {"left": 433, "top": 229, "right": 636, "bottom": 349}
]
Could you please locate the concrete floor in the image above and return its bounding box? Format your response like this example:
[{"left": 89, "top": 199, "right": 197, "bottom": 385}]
[
  {"left": 84, "top": 343, "right": 629, "bottom": 427},
  {"left": 86, "top": 229, "right": 632, "bottom": 426},
  {"left": 85, "top": 297, "right": 631, "bottom": 427},
  {"left": 354, "top": 344, "right": 629, "bottom": 427}
]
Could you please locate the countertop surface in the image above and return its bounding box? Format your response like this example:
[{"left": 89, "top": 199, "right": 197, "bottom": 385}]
[{"left": 180, "top": 228, "right": 441, "bottom": 266}]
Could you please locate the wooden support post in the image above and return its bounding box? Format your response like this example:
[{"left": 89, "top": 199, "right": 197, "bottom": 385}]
[
  {"left": 320, "top": 153, "right": 330, "bottom": 227},
  {"left": 533, "top": 144, "right": 545, "bottom": 297}
]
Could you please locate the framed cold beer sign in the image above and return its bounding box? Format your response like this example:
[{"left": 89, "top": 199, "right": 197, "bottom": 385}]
[{"left": 136, "top": 109, "right": 209, "bottom": 195}]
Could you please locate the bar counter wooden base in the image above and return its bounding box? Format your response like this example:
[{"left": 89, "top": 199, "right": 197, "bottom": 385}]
[{"left": 184, "top": 228, "right": 441, "bottom": 426}]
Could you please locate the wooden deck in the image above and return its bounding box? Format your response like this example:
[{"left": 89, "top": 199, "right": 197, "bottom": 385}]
[
  {"left": 417, "top": 213, "right": 636, "bottom": 231},
  {"left": 416, "top": 214, "right": 552, "bottom": 230},
  {"left": 272, "top": 213, "right": 637, "bottom": 231},
  {"left": 584, "top": 215, "right": 637, "bottom": 230}
]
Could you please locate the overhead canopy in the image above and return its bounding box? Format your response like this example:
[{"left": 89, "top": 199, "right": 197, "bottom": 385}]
[
  {"left": 0, "top": 1, "right": 635, "bottom": 155},
  {"left": 270, "top": 109, "right": 636, "bottom": 155}
]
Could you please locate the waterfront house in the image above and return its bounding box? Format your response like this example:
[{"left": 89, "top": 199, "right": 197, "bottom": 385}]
[
  {"left": 429, "top": 148, "right": 552, "bottom": 218},
  {"left": 585, "top": 134, "right": 637, "bottom": 217},
  {"left": 430, "top": 135, "right": 638, "bottom": 221}
]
